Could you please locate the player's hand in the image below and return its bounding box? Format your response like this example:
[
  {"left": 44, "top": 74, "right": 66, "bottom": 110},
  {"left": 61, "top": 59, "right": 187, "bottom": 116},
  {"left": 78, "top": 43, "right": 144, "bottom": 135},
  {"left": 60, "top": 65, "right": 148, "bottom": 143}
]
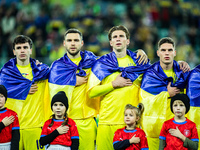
[
  {"left": 29, "top": 83, "right": 38, "bottom": 94},
  {"left": 167, "top": 82, "right": 180, "bottom": 97},
  {"left": 136, "top": 49, "right": 148, "bottom": 65},
  {"left": 2, "top": 115, "right": 15, "bottom": 127},
  {"left": 57, "top": 125, "right": 69, "bottom": 135},
  {"left": 112, "top": 73, "right": 132, "bottom": 88},
  {"left": 178, "top": 61, "right": 190, "bottom": 73},
  {"left": 129, "top": 134, "right": 140, "bottom": 144},
  {"left": 75, "top": 73, "right": 89, "bottom": 86},
  {"left": 169, "top": 127, "right": 186, "bottom": 141},
  {"left": 36, "top": 60, "right": 43, "bottom": 65}
]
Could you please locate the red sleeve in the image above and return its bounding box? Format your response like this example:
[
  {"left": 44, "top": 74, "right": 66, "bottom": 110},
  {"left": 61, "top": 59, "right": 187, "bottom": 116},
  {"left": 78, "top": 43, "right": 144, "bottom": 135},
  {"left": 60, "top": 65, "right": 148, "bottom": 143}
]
[
  {"left": 159, "top": 122, "right": 167, "bottom": 140},
  {"left": 140, "top": 130, "right": 149, "bottom": 148},
  {"left": 69, "top": 119, "right": 79, "bottom": 139},
  {"left": 41, "top": 120, "right": 49, "bottom": 137},
  {"left": 113, "top": 129, "right": 121, "bottom": 144},
  {"left": 12, "top": 112, "right": 19, "bottom": 130},
  {"left": 191, "top": 123, "right": 199, "bottom": 141}
]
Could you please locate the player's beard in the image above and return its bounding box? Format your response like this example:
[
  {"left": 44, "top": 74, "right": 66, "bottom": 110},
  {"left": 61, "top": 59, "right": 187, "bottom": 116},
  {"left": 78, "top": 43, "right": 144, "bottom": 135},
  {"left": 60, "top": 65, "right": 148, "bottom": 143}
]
[{"left": 67, "top": 48, "right": 81, "bottom": 57}]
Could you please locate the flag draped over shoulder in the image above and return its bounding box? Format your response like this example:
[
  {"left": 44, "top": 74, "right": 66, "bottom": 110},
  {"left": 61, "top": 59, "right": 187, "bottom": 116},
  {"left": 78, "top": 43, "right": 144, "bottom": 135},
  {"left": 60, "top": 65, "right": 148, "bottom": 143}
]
[
  {"left": 90, "top": 50, "right": 150, "bottom": 84},
  {"left": 0, "top": 58, "right": 51, "bottom": 129},
  {"left": 48, "top": 51, "right": 97, "bottom": 99},
  {"left": 87, "top": 50, "right": 150, "bottom": 125},
  {"left": 139, "top": 60, "right": 189, "bottom": 150},
  {"left": 186, "top": 65, "right": 200, "bottom": 149},
  {"left": 141, "top": 61, "right": 189, "bottom": 95},
  {"left": 0, "top": 58, "right": 49, "bottom": 100},
  {"left": 187, "top": 65, "right": 200, "bottom": 107}
]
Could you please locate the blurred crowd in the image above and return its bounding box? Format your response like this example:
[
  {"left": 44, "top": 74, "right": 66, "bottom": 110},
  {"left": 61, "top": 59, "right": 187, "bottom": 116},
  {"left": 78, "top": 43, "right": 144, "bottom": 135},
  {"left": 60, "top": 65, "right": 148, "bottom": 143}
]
[{"left": 0, "top": 0, "right": 200, "bottom": 68}]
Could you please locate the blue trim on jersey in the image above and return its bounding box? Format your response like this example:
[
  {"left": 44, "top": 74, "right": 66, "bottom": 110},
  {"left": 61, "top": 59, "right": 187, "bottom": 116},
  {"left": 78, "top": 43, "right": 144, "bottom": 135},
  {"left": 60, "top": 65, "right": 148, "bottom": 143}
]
[
  {"left": 172, "top": 120, "right": 187, "bottom": 125},
  {"left": 191, "top": 138, "right": 199, "bottom": 142},
  {"left": 141, "top": 148, "right": 149, "bottom": 150},
  {"left": 53, "top": 119, "right": 64, "bottom": 122},
  {"left": 71, "top": 136, "right": 79, "bottom": 139},
  {"left": 0, "top": 109, "right": 7, "bottom": 113},
  {"left": 40, "top": 135, "right": 46, "bottom": 138},
  {"left": 12, "top": 127, "right": 19, "bottom": 130},
  {"left": 159, "top": 136, "right": 166, "bottom": 140},
  {"left": 123, "top": 129, "right": 137, "bottom": 133},
  {"left": 113, "top": 141, "right": 119, "bottom": 145}
]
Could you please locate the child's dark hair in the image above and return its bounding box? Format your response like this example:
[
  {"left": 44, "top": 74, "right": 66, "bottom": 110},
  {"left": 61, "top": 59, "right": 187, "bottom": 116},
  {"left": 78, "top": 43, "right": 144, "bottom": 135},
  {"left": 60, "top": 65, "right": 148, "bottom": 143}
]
[
  {"left": 49, "top": 112, "right": 71, "bottom": 127},
  {"left": 124, "top": 103, "right": 144, "bottom": 126}
]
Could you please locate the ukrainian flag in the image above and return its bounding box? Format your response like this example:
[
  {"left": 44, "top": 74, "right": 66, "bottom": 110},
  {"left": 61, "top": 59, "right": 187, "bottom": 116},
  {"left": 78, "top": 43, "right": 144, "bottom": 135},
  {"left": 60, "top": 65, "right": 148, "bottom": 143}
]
[
  {"left": 139, "top": 61, "right": 189, "bottom": 150},
  {"left": 48, "top": 51, "right": 97, "bottom": 106},
  {"left": 0, "top": 58, "right": 51, "bottom": 129},
  {"left": 87, "top": 50, "right": 150, "bottom": 124},
  {"left": 187, "top": 65, "right": 200, "bottom": 149}
]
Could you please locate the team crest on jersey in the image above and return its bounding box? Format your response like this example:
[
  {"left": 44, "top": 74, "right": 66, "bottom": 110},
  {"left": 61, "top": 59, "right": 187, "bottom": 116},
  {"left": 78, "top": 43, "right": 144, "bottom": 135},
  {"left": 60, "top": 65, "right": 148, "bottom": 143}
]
[
  {"left": 22, "top": 73, "right": 29, "bottom": 77},
  {"left": 183, "top": 129, "right": 191, "bottom": 137}
]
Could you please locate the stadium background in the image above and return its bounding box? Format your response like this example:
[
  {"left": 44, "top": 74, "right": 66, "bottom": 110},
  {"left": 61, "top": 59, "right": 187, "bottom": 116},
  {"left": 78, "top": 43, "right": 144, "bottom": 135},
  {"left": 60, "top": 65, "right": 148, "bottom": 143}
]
[{"left": 0, "top": 0, "right": 200, "bottom": 68}]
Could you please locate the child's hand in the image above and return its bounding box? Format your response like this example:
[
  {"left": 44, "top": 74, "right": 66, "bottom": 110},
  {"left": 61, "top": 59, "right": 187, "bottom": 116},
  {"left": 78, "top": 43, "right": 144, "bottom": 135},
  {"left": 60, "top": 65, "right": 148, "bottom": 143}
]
[
  {"left": 2, "top": 115, "right": 15, "bottom": 126},
  {"left": 57, "top": 125, "right": 69, "bottom": 135},
  {"left": 169, "top": 127, "right": 186, "bottom": 141},
  {"left": 129, "top": 134, "right": 140, "bottom": 144}
]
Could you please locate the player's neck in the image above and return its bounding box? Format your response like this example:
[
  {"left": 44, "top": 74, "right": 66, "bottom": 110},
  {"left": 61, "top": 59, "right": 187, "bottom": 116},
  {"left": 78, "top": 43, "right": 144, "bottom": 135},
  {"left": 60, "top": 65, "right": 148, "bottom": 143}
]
[
  {"left": 174, "top": 116, "right": 186, "bottom": 122},
  {"left": 17, "top": 58, "right": 30, "bottom": 66},
  {"left": 160, "top": 62, "right": 173, "bottom": 70},
  {"left": 126, "top": 124, "right": 136, "bottom": 130},
  {"left": 67, "top": 52, "right": 81, "bottom": 59},
  {"left": 113, "top": 49, "right": 127, "bottom": 58}
]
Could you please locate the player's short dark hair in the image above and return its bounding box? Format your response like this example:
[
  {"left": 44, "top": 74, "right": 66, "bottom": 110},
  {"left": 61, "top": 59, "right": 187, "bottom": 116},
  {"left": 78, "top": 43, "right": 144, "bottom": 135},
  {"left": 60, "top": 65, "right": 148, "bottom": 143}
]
[
  {"left": 158, "top": 37, "right": 175, "bottom": 49},
  {"left": 64, "top": 28, "right": 83, "bottom": 40},
  {"left": 13, "top": 35, "right": 33, "bottom": 50}
]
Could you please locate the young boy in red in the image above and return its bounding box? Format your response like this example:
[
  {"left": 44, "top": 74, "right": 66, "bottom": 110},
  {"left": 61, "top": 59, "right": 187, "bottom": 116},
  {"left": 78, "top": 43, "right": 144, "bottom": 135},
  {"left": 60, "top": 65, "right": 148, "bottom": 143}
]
[
  {"left": 0, "top": 85, "right": 20, "bottom": 150},
  {"left": 159, "top": 94, "right": 199, "bottom": 150}
]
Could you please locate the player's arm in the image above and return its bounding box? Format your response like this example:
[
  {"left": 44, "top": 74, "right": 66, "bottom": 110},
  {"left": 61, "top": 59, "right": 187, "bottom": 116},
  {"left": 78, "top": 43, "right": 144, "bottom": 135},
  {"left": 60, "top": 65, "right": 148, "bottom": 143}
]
[
  {"left": 11, "top": 129, "right": 20, "bottom": 150},
  {"left": 159, "top": 139, "right": 166, "bottom": 150},
  {"left": 89, "top": 73, "right": 132, "bottom": 98},
  {"left": 40, "top": 129, "right": 59, "bottom": 145},
  {"left": 183, "top": 138, "right": 198, "bottom": 150},
  {"left": 178, "top": 61, "right": 190, "bottom": 73},
  {"left": 0, "top": 122, "right": 5, "bottom": 132},
  {"left": 71, "top": 139, "right": 79, "bottom": 150},
  {"left": 136, "top": 49, "right": 148, "bottom": 65},
  {"left": 113, "top": 140, "right": 131, "bottom": 150}
]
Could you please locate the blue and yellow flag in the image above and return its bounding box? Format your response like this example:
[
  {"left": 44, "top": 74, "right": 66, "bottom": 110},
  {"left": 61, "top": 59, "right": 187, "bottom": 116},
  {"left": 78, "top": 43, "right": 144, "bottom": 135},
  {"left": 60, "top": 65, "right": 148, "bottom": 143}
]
[
  {"left": 48, "top": 50, "right": 97, "bottom": 101},
  {"left": 87, "top": 50, "right": 150, "bottom": 125},
  {"left": 186, "top": 65, "right": 200, "bottom": 149},
  {"left": 139, "top": 60, "right": 189, "bottom": 150},
  {"left": 91, "top": 50, "right": 150, "bottom": 83},
  {"left": 0, "top": 58, "right": 49, "bottom": 100},
  {"left": 0, "top": 58, "right": 51, "bottom": 129}
]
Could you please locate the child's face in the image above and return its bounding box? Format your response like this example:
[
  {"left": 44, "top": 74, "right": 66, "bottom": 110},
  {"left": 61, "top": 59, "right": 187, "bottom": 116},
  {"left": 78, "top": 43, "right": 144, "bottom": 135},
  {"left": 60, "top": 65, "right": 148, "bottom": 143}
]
[
  {"left": 0, "top": 93, "right": 6, "bottom": 109},
  {"left": 124, "top": 109, "right": 139, "bottom": 126},
  {"left": 52, "top": 102, "right": 66, "bottom": 119},
  {"left": 172, "top": 100, "right": 186, "bottom": 117}
]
